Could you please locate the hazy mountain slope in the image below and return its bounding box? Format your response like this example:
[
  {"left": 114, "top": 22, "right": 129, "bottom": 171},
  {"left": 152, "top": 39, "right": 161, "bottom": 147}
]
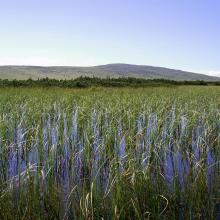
[{"left": 0, "top": 64, "right": 219, "bottom": 81}]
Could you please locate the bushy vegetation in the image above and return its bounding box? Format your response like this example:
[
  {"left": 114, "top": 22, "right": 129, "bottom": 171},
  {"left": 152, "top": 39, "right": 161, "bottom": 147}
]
[
  {"left": 0, "top": 76, "right": 219, "bottom": 88},
  {"left": 0, "top": 86, "right": 219, "bottom": 219}
]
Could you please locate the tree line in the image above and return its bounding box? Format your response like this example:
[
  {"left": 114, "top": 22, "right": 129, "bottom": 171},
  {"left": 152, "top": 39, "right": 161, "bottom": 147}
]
[{"left": 0, "top": 77, "right": 219, "bottom": 88}]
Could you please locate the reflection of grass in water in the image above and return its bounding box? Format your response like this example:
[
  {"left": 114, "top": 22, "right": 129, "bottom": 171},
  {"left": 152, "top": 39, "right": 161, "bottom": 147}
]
[{"left": 0, "top": 86, "right": 219, "bottom": 219}]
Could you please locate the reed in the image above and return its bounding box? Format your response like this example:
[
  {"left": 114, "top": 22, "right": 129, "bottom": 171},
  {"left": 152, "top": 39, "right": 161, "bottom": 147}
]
[{"left": 0, "top": 86, "right": 219, "bottom": 219}]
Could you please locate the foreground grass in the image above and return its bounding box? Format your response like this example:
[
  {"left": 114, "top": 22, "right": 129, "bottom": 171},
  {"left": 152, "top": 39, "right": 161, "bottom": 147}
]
[{"left": 0, "top": 86, "right": 219, "bottom": 219}]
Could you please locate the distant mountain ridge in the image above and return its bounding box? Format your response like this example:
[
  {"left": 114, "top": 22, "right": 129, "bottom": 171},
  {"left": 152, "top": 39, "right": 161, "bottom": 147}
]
[{"left": 0, "top": 63, "right": 219, "bottom": 81}]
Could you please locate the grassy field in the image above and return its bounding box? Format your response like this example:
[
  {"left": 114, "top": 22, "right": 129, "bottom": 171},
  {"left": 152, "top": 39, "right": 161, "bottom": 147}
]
[{"left": 0, "top": 86, "right": 219, "bottom": 219}]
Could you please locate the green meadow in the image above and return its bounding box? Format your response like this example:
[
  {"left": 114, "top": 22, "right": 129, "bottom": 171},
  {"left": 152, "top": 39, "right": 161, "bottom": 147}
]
[{"left": 0, "top": 86, "right": 219, "bottom": 219}]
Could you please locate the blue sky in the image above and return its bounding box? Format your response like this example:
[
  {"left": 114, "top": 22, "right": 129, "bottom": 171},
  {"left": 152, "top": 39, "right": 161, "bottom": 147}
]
[{"left": 0, "top": 0, "right": 220, "bottom": 76}]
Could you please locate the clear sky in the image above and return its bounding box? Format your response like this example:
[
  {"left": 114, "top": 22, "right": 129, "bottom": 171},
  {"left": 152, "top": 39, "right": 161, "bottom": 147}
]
[{"left": 0, "top": 0, "right": 220, "bottom": 76}]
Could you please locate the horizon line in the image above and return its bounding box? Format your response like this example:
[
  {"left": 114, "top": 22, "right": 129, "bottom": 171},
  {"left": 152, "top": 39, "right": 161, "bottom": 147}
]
[{"left": 0, "top": 63, "right": 220, "bottom": 77}]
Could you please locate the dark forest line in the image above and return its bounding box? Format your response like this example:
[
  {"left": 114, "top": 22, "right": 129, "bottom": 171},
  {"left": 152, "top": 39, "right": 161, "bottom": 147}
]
[{"left": 0, "top": 77, "right": 220, "bottom": 88}]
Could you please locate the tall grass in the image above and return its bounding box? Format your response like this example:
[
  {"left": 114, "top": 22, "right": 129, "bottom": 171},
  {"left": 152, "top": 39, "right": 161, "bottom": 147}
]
[{"left": 0, "top": 86, "right": 219, "bottom": 219}]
